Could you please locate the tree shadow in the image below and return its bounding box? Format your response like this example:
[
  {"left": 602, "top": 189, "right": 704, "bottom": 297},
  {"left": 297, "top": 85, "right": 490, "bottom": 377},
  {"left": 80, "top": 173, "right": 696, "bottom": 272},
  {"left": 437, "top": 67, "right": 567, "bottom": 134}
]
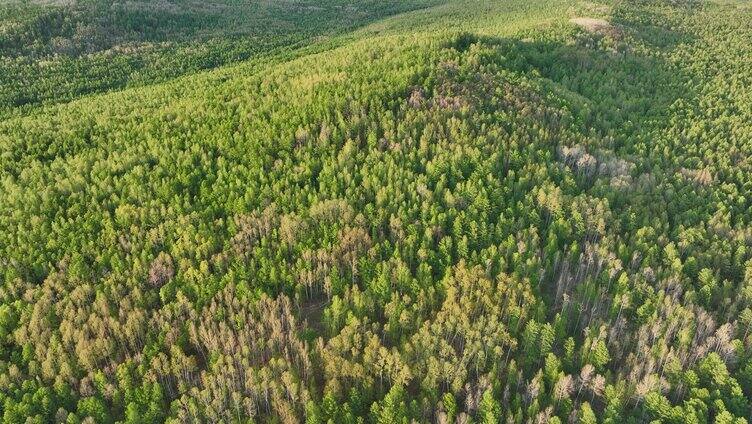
[
  {"left": 467, "top": 16, "right": 697, "bottom": 151},
  {"left": 444, "top": 10, "right": 701, "bottom": 316},
  {"left": 610, "top": 0, "right": 699, "bottom": 50}
]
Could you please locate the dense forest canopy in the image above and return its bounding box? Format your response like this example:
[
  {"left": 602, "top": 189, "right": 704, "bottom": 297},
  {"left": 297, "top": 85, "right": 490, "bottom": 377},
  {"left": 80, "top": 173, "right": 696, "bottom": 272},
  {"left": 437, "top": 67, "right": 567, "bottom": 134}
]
[
  {"left": 1, "top": 0, "right": 752, "bottom": 422},
  {"left": 0, "top": 0, "right": 438, "bottom": 119}
]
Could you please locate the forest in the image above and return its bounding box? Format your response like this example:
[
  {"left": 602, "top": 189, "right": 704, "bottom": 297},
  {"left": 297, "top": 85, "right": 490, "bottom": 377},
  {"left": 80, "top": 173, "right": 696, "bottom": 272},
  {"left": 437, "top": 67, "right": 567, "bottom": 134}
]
[
  {"left": 1, "top": 0, "right": 752, "bottom": 422},
  {"left": 0, "top": 0, "right": 436, "bottom": 119}
]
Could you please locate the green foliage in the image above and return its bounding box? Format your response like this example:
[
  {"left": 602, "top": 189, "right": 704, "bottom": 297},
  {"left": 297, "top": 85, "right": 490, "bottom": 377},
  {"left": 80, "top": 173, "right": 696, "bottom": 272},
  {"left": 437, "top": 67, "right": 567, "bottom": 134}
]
[
  {"left": 580, "top": 401, "right": 597, "bottom": 424},
  {"left": 1, "top": 0, "right": 751, "bottom": 422},
  {"left": 0, "top": 0, "right": 439, "bottom": 119}
]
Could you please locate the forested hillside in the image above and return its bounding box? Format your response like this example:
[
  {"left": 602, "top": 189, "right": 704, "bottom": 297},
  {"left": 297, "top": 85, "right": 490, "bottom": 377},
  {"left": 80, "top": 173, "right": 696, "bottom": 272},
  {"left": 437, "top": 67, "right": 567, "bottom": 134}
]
[
  {"left": 0, "top": 0, "right": 436, "bottom": 119},
  {"left": 1, "top": 0, "right": 752, "bottom": 422}
]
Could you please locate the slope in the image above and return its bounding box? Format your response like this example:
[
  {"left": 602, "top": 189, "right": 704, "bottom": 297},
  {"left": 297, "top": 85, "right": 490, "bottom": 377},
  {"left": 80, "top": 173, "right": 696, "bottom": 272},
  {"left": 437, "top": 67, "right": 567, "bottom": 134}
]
[
  {"left": 0, "top": 0, "right": 440, "bottom": 120},
  {"left": 1, "top": 0, "right": 752, "bottom": 422}
]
